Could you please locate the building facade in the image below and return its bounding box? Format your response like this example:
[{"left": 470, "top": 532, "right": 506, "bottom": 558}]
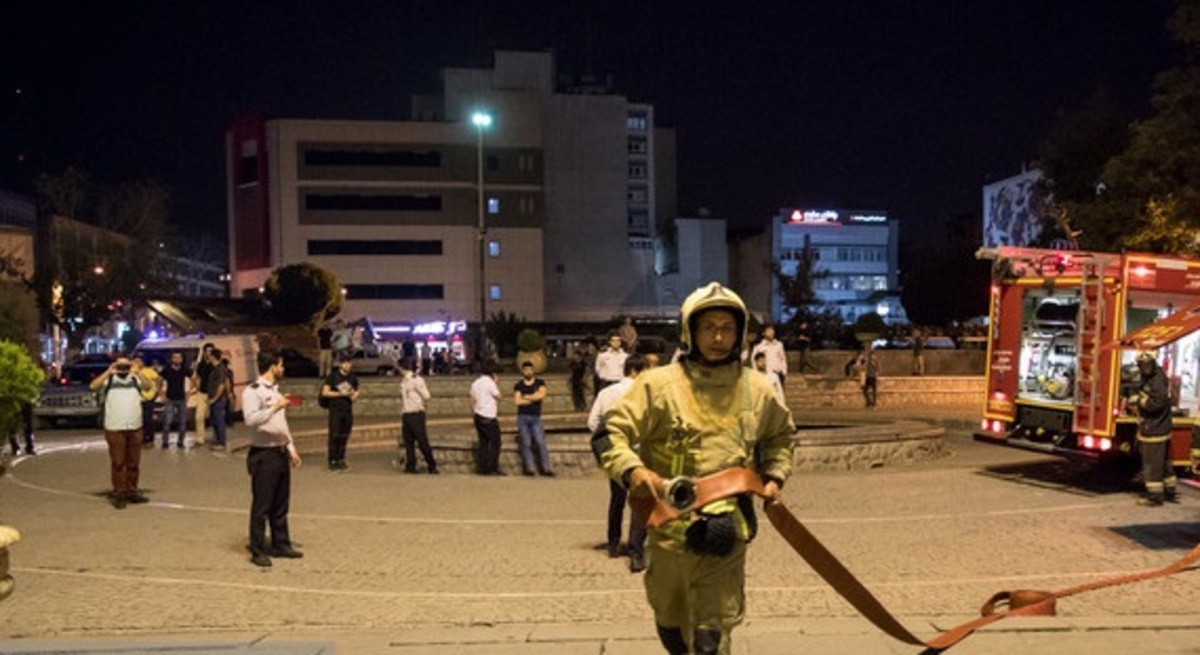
[
  {"left": 226, "top": 50, "right": 676, "bottom": 326},
  {"left": 0, "top": 190, "right": 35, "bottom": 280},
  {"left": 731, "top": 208, "right": 907, "bottom": 325},
  {"left": 773, "top": 208, "right": 905, "bottom": 323}
]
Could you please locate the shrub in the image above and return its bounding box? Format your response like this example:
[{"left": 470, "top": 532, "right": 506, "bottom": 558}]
[{"left": 517, "top": 328, "right": 545, "bottom": 353}]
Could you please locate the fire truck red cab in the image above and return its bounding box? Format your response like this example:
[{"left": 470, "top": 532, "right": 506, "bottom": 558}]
[{"left": 975, "top": 246, "right": 1198, "bottom": 469}]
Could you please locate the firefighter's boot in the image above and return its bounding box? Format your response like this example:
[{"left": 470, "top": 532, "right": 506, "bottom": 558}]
[{"left": 1138, "top": 492, "right": 1165, "bottom": 507}]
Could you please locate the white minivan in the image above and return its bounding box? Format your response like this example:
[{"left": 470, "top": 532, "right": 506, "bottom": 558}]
[{"left": 132, "top": 334, "right": 260, "bottom": 419}]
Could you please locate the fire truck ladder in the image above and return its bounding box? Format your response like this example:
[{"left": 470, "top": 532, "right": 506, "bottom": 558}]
[{"left": 1074, "top": 260, "right": 1106, "bottom": 435}]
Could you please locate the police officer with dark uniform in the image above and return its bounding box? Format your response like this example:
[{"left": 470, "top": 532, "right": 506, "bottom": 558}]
[{"left": 1130, "top": 350, "right": 1176, "bottom": 506}]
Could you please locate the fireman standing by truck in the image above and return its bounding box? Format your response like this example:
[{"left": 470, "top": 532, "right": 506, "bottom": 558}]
[{"left": 1130, "top": 350, "right": 1177, "bottom": 506}]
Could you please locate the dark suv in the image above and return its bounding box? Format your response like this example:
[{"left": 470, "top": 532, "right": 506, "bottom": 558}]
[{"left": 33, "top": 357, "right": 111, "bottom": 428}]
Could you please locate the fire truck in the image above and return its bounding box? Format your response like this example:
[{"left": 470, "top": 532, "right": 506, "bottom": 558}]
[{"left": 974, "top": 246, "right": 1198, "bottom": 469}]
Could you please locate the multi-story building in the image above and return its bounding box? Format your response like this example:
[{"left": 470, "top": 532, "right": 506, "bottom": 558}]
[
  {"left": 735, "top": 207, "right": 907, "bottom": 325},
  {"left": 227, "top": 50, "right": 676, "bottom": 326}
]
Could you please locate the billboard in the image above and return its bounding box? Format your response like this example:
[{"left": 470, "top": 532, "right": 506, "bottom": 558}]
[{"left": 982, "top": 169, "right": 1045, "bottom": 248}]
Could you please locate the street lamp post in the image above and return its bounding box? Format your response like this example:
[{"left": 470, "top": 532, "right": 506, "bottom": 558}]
[{"left": 472, "top": 111, "right": 492, "bottom": 365}]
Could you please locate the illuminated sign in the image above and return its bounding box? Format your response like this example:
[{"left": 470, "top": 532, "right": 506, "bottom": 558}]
[
  {"left": 787, "top": 209, "right": 888, "bottom": 225},
  {"left": 788, "top": 209, "right": 839, "bottom": 224}
]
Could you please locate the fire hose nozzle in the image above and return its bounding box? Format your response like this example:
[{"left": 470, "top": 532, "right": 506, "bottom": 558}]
[{"left": 662, "top": 476, "right": 697, "bottom": 510}]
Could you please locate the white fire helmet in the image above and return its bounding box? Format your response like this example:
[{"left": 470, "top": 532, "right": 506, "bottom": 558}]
[{"left": 678, "top": 282, "right": 748, "bottom": 358}]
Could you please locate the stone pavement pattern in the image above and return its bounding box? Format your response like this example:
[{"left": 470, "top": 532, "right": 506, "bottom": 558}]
[{"left": 2, "top": 407, "right": 1200, "bottom": 654}]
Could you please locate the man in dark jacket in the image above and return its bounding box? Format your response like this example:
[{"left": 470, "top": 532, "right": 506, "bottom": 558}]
[{"left": 1130, "top": 350, "right": 1175, "bottom": 506}]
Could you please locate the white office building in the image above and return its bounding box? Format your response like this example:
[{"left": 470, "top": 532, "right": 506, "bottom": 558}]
[{"left": 226, "top": 50, "right": 675, "bottom": 326}]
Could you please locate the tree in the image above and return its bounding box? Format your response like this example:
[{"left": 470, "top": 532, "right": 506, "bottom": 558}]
[
  {"left": 771, "top": 245, "right": 827, "bottom": 334},
  {"left": 31, "top": 169, "right": 181, "bottom": 346},
  {"left": 34, "top": 167, "right": 93, "bottom": 219},
  {"left": 0, "top": 341, "right": 44, "bottom": 437},
  {"left": 1039, "top": 2, "right": 1200, "bottom": 254},
  {"left": 1033, "top": 88, "right": 1131, "bottom": 248},
  {"left": 98, "top": 179, "right": 172, "bottom": 247},
  {"left": 262, "top": 262, "right": 344, "bottom": 328},
  {"left": 0, "top": 283, "right": 39, "bottom": 355},
  {"left": 484, "top": 309, "right": 523, "bottom": 359}
]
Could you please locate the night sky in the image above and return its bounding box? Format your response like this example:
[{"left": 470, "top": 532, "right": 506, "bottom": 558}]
[{"left": 2, "top": 0, "right": 1179, "bottom": 246}]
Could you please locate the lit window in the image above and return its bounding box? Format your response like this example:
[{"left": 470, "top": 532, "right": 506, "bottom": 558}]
[
  {"left": 489, "top": 285, "right": 501, "bottom": 300},
  {"left": 488, "top": 240, "right": 501, "bottom": 258},
  {"left": 488, "top": 197, "right": 500, "bottom": 214}
]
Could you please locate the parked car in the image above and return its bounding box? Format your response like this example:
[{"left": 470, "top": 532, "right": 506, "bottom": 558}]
[
  {"left": 33, "top": 358, "right": 111, "bottom": 428},
  {"left": 345, "top": 347, "right": 398, "bottom": 376}
]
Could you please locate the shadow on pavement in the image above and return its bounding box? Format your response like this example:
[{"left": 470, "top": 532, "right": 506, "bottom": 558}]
[
  {"left": 1108, "top": 522, "right": 1200, "bottom": 551},
  {"left": 975, "top": 459, "right": 1141, "bottom": 497}
]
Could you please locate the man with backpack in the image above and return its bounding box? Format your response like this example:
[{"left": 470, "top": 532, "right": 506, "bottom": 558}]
[
  {"left": 320, "top": 354, "right": 359, "bottom": 471},
  {"left": 90, "top": 356, "right": 156, "bottom": 509}
]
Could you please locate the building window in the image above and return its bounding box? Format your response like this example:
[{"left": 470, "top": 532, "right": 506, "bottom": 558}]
[
  {"left": 488, "top": 240, "right": 501, "bottom": 258},
  {"left": 307, "top": 240, "right": 443, "bottom": 256},
  {"left": 306, "top": 194, "right": 442, "bottom": 212},
  {"left": 489, "top": 285, "right": 501, "bottom": 300},
  {"left": 627, "top": 115, "right": 647, "bottom": 131},
  {"left": 304, "top": 148, "right": 441, "bottom": 168},
  {"left": 487, "top": 197, "right": 500, "bottom": 215},
  {"left": 237, "top": 140, "right": 259, "bottom": 186},
  {"left": 628, "top": 138, "right": 647, "bottom": 154},
  {"left": 343, "top": 284, "right": 444, "bottom": 300},
  {"left": 629, "top": 163, "right": 646, "bottom": 179},
  {"left": 487, "top": 155, "right": 499, "bottom": 172}
]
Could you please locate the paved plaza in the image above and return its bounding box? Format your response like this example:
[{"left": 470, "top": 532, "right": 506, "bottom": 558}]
[{"left": 2, "top": 407, "right": 1200, "bottom": 654}]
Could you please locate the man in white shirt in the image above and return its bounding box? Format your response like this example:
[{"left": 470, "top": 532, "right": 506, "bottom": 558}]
[
  {"left": 470, "top": 362, "right": 503, "bottom": 475},
  {"left": 594, "top": 333, "right": 628, "bottom": 392},
  {"left": 90, "top": 356, "right": 156, "bottom": 509},
  {"left": 400, "top": 358, "right": 438, "bottom": 474},
  {"left": 753, "top": 351, "right": 787, "bottom": 406},
  {"left": 242, "top": 350, "right": 303, "bottom": 567},
  {"left": 588, "top": 353, "right": 648, "bottom": 572},
  {"left": 750, "top": 325, "right": 788, "bottom": 386}
]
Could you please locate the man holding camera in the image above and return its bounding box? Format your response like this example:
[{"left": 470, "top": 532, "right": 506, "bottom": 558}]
[
  {"left": 90, "top": 356, "right": 156, "bottom": 509},
  {"left": 596, "top": 282, "right": 795, "bottom": 655}
]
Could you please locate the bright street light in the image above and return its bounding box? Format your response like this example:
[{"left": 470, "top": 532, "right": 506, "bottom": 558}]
[
  {"left": 472, "top": 112, "right": 493, "bottom": 129},
  {"left": 473, "top": 110, "right": 492, "bottom": 364}
]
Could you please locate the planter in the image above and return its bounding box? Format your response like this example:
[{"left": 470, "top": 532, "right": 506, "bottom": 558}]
[
  {"left": 0, "top": 525, "right": 19, "bottom": 603},
  {"left": 516, "top": 350, "right": 547, "bottom": 374}
]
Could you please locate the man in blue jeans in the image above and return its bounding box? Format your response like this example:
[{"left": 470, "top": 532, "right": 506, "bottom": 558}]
[
  {"left": 513, "top": 361, "right": 554, "bottom": 476},
  {"left": 205, "top": 348, "right": 230, "bottom": 450},
  {"left": 158, "top": 351, "right": 192, "bottom": 448}
]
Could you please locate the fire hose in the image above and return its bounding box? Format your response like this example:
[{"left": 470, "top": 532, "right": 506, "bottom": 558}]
[{"left": 632, "top": 467, "right": 1200, "bottom": 652}]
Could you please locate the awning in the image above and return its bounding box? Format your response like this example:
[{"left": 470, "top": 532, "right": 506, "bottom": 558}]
[{"left": 1102, "top": 302, "right": 1200, "bottom": 351}]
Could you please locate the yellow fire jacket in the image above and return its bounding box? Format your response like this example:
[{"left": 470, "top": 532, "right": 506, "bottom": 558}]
[{"left": 600, "top": 358, "right": 796, "bottom": 550}]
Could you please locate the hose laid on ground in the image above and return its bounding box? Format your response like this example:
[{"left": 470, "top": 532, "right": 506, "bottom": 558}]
[{"left": 635, "top": 467, "right": 1200, "bottom": 652}]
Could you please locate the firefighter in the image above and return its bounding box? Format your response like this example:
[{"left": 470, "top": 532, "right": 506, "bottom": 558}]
[
  {"left": 1130, "top": 350, "right": 1176, "bottom": 506},
  {"left": 597, "top": 282, "right": 795, "bottom": 655}
]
